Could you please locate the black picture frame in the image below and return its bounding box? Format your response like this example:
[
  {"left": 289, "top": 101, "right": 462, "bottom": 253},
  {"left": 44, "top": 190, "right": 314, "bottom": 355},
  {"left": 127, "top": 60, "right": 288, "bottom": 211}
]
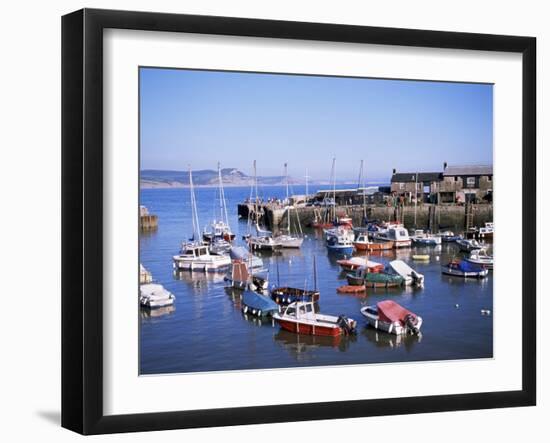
[{"left": 62, "top": 8, "right": 536, "bottom": 435}]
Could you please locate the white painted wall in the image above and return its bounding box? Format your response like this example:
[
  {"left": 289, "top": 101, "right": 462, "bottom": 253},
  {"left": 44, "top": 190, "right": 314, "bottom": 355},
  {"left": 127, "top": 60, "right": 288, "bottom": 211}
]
[{"left": 0, "top": 0, "right": 545, "bottom": 441}]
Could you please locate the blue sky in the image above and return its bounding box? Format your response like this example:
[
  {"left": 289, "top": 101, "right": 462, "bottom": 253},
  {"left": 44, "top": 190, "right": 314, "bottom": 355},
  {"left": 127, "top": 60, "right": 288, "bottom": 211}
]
[{"left": 140, "top": 68, "right": 493, "bottom": 182}]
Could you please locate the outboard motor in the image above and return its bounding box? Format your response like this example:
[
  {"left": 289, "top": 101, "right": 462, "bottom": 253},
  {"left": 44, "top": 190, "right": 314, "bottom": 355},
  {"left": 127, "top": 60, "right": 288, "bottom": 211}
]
[
  {"left": 404, "top": 314, "right": 419, "bottom": 335},
  {"left": 337, "top": 315, "right": 356, "bottom": 336},
  {"left": 411, "top": 270, "right": 424, "bottom": 288}
]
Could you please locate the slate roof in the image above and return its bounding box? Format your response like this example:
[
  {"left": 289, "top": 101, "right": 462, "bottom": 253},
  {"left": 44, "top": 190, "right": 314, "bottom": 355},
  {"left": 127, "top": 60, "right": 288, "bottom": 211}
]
[
  {"left": 443, "top": 165, "right": 493, "bottom": 176},
  {"left": 391, "top": 172, "right": 442, "bottom": 183}
]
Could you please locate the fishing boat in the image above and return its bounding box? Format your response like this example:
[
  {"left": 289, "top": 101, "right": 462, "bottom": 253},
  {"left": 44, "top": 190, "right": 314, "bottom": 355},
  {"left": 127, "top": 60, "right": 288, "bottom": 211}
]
[
  {"left": 139, "top": 264, "right": 153, "bottom": 284},
  {"left": 224, "top": 260, "right": 269, "bottom": 291},
  {"left": 273, "top": 163, "right": 304, "bottom": 248},
  {"left": 202, "top": 163, "right": 235, "bottom": 243},
  {"left": 337, "top": 257, "right": 384, "bottom": 272},
  {"left": 456, "top": 237, "right": 483, "bottom": 253},
  {"left": 241, "top": 290, "right": 280, "bottom": 317},
  {"left": 353, "top": 233, "right": 393, "bottom": 251},
  {"left": 465, "top": 249, "right": 494, "bottom": 269},
  {"left": 410, "top": 229, "right": 441, "bottom": 246},
  {"left": 325, "top": 227, "right": 354, "bottom": 254},
  {"left": 373, "top": 225, "right": 412, "bottom": 248},
  {"left": 389, "top": 260, "right": 425, "bottom": 287},
  {"left": 273, "top": 301, "right": 357, "bottom": 337},
  {"left": 173, "top": 168, "right": 231, "bottom": 272},
  {"left": 441, "top": 259, "right": 489, "bottom": 278},
  {"left": 346, "top": 267, "right": 405, "bottom": 288},
  {"left": 360, "top": 300, "right": 422, "bottom": 335},
  {"left": 229, "top": 245, "right": 263, "bottom": 269},
  {"left": 139, "top": 283, "right": 176, "bottom": 309},
  {"left": 271, "top": 256, "right": 320, "bottom": 305}
]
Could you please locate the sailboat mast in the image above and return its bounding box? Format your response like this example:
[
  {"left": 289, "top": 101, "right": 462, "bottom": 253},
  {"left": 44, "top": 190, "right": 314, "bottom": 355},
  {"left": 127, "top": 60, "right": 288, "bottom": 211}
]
[
  {"left": 331, "top": 158, "right": 336, "bottom": 221},
  {"left": 218, "top": 162, "right": 230, "bottom": 226},
  {"left": 414, "top": 172, "right": 418, "bottom": 228},
  {"left": 305, "top": 168, "right": 309, "bottom": 201},
  {"left": 285, "top": 162, "right": 290, "bottom": 232},
  {"left": 189, "top": 166, "right": 200, "bottom": 242}
]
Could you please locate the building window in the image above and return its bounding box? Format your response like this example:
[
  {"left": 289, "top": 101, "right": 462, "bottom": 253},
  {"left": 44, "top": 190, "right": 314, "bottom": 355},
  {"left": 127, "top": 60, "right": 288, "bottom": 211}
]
[
  {"left": 466, "top": 177, "right": 476, "bottom": 187},
  {"left": 487, "top": 175, "right": 492, "bottom": 181},
  {"left": 399, "top": 183, "right": 404, "bottom": 190},
  {"left": 454, "top": 176, "right": 458, "bottom": 182}
]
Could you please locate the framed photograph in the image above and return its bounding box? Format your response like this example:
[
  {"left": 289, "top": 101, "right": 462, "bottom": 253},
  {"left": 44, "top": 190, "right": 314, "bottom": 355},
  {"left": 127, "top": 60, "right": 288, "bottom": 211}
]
[{"left": 62, "top": 8, "right": 536, "bottom": 435}]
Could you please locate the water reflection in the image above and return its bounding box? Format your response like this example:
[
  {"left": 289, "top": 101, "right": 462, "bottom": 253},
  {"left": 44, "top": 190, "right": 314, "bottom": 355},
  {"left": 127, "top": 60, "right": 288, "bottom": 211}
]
[
  {"left": 361, "top": 326, "right": 422, "bottom": 351},
  {"left": 273, "top": 329, "right": 357, "bottom": 362},
  {"left": 140, "top": 305, "right": 176, "bottom": 319}
]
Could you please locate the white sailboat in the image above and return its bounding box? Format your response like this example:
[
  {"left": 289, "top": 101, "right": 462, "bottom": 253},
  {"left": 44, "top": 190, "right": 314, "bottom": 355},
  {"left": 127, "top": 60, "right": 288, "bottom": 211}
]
[
  {"left": 203, "top": 162, "right": 235, "bottom": 255},
  {"left": 173, "top": 167, "right": 231, "bottom": 272},
  {"left": 274, "top": 162, "right": 303, "bottom": 249},
  {"left": 246, "top": 160, "right": 283, "bottom": 251}
]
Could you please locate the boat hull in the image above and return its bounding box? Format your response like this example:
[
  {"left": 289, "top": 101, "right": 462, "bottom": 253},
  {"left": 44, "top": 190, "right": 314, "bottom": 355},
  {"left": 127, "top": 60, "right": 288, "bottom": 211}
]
[
  {"left": 441, "top": 266, "right": 489, "bottom": 278},
  {"left": 276, "top": 318, "right": 342, "bottom": 337},
  {"left": 353, "top": 240, "right": 393, "bottom": 251}
]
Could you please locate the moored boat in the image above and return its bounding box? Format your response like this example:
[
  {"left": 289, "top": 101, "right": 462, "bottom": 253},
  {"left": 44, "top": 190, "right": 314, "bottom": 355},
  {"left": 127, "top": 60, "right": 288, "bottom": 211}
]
[
  {"left": 229, "top": 245, "right": 263, "bottom": 269},
  {"left": 456, "top": 237, "right": 484, "bottom": 253},
  {"left": 241, "top": 290, "right": 280, "bottom": 317},
  {"left": 173, "top": 167, "right": 232, "bottom": 272},
  {"left": 273, "top": 301, "right": 357, "bottom": 337},
  {"left": 441, "top": 259, "right": 489, "bottom": 278},
  {"left": 373, "top": 225, "right": 412, "bottom": 248},
  {"left": 140, "top": 264, "right": 153, "bottom": 284},
  {"left": 337, "top": 257, "right": 384, "bottom": 272},
  {"left": 271, "top": 287, "right": 320, "bottom": 305},
  {"left": 465, "top": 249, "right": 494, "bottom": 269},
  {"left": 224, "top": 259, "right": 269, "bottom": 291},
  {"left": 389, "top": 260, "right": 425, "bottom": 287},
  {"left": 325, "top": 227, "right": 354, "bottom": 254},
  {"left": 353, "top": 233, "right": 393, "bottom": 251},
  {"left": 360, "top": 300, "right": 422, "bottom": 335},
  {"left": 410, "top": 229, "right": 441, "bottom": 246},
  {"left": 139, "top": 283, "right": 176, "bottom": 309},
  {"left": 347, "top": 267, "right": 405, "bottom": 288}
]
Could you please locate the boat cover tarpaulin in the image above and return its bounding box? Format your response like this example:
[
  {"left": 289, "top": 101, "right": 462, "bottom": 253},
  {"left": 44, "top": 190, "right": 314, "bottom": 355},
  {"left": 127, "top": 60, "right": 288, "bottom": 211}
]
[
  {"left": 457, "top": 260, "right": 484, "bottom": 272},
  {"left": 377, "top": 300, "right": 415, "bottom": 325}
]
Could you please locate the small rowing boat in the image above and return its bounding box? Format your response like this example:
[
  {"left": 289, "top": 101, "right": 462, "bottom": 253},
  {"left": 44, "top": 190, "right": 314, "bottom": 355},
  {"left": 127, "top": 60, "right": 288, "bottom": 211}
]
[
  {"left": 456, "top": 237, "right": 483, "bottom": 253},
  {"left": 139, "top": 283, "right": 176, "bottom": 309},
  {"left": 353, "top": 233, "right": 393, "bottom": 251},
  {"left": 389, "top": 260, "right": 425, "bottom": 287},
  {"left": 412, "top": 254, "right": 430, "bottom": 261}
]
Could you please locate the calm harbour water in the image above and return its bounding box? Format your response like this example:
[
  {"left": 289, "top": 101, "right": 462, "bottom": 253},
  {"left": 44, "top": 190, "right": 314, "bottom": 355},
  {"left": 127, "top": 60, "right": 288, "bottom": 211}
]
[{"left": 139, "top": 186, "right": 493, "bottom": 375}]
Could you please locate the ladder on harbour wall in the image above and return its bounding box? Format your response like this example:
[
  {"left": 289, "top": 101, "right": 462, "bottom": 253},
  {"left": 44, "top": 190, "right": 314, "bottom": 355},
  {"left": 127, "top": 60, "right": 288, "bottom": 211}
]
[{"left": 464, "top": 203, "right": 474, "bottom": 231}]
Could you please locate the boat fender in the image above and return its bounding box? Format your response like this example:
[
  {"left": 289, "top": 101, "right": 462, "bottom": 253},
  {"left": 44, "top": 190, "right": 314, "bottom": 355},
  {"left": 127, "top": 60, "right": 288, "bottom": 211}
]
[
  {"left": 257, "top": 310, "right": 261, "bottom": 317},
  {"left": 243, "top": 306, "right": 248, "bottom": 314},
  {"left": 252, "top": 309, "right": 256, "bottom": 315},
  {"left": 275, "top": 297, "right": 280, "bottom": 303}
]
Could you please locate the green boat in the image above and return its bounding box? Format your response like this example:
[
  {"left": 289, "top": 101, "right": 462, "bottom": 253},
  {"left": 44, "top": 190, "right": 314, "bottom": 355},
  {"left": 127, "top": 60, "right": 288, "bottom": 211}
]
[{"left": 346, "top": 269, "right": 405, "bottom": 288}]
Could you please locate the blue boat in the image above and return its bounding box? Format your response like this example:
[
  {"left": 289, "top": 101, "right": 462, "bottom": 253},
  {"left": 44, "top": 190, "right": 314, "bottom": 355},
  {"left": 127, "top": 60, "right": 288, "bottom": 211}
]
[
  {"left": 325, "top": 228, "right": 354, "bottom": 255},
  {"left": 242, "top": 290, "right": 280, "bottom": 317},
  {"left": 441, "top": 260, "right": 489, "bottom": 278}
]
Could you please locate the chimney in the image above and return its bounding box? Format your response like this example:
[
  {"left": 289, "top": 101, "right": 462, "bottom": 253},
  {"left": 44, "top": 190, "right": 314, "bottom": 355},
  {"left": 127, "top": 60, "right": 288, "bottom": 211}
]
[
  {"left": 443, "top": 161, "right": 448, "bottom": 170},
  {"left": 392, "top": 168, "right": 396, "bottom": 174}
]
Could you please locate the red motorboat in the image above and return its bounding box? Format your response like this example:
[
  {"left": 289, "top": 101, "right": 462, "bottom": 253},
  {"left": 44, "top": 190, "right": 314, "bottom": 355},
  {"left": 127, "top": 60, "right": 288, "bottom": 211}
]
[{"left": 273, "top": 301, "right": 356, "bottom": 337}]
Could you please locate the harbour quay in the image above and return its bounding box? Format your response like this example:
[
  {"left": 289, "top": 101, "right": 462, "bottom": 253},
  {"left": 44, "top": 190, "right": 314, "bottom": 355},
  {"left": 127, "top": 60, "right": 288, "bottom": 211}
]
[{"left": 238, "top": 201, "right": 493, "bottom": 232}]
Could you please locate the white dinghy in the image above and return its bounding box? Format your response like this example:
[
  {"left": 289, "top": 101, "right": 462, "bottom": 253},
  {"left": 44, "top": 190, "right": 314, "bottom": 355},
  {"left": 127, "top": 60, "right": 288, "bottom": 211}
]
[{"left": 139, "top": 283, "right": 176, "bottom": 309}]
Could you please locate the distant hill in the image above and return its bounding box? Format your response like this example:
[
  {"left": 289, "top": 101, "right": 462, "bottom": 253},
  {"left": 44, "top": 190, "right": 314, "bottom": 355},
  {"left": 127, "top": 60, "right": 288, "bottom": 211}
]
[{"left": 140, "top": 168, "right": 292, "bottom": 188}]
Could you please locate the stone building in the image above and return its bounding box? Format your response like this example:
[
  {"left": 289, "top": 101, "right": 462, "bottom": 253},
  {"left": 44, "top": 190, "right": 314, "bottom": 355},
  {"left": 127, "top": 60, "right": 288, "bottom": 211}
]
[
  {"left": 390, "top": 170, "right": 442, "bottom": 203},
  {"left": 439, "top": 163, "right": 493, "bottom": 203}
]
